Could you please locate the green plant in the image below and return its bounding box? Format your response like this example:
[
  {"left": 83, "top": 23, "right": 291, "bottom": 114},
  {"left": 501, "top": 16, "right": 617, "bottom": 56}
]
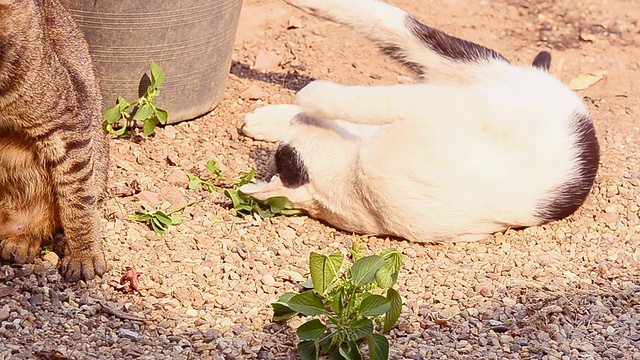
[
  {"left": 272, "top": 247, "right": 404, "bottom": 360},
  {"left": 103, "top": 61, "right": 168, "bottom": 137},
  {"left": 128, "top": 200, "right": 197, "bottom": 236},
  {"left": 188, "top": 160, "right": 301, "bottom": 218},
  {"left": 41, "top": 246, "right": 52, "bottom": 256}
]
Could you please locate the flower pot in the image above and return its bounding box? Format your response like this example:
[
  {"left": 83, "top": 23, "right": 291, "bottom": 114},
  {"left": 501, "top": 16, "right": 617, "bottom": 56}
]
[{"left": 59, "top": 0, "right": 243, "bottom": 124}]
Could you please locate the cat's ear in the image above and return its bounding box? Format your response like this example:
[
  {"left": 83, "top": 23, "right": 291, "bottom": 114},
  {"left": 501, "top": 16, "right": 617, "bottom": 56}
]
[{"left": 239, "top": 175, "right": 313, "bottom": 204}]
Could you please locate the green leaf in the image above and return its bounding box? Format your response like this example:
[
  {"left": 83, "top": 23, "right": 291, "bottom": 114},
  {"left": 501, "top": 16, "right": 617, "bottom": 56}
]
[
  {"left": 116, "top": 96, "right": 130, "bottom": 109},
  {"left": 337, "top": 341, "right": 362, "bottom": 360},
  {"left": 296, "top": 319, "right": 327, "bottom": 340},
  {"left": 206, "top": 160, "right": 222, "bottom": 179},
  {"left": 338, "top": 343, "right": 352, "bottom": 360},
  {"left": 105, "top": 105, "right": 122, "bottom": 123},
  {"left": 170, "top": 215, "right": 182, "bottom": 225},
  {"left": 351, "top": 318, "right": 373, "bottom": 340},
  {"left": 348, "top": 340, "right": 362, "bottom": 360},
  {"left": 330, "top": 288, "right": 343, "bottom": 314},
  {"left": 150, "top": 61, "right": 165, "bottom": 87},
  {"left": 112, "top": 126, "right": 128, "bottom": 137},
  {"left": 297, "top": 340, "right": 319, "bottom": 360},
  {"left": 281, "top": 208, "right": 303, "bottom": 215},
  {"left": 235, "top": 168, "right": 256, "bottom": 186},
  {"left": 155, "top": 107, "right": 168, "bottom": 124},
  {"left": 132, "top": 211, "right": 151, "bottom": 221},
  {"left": 359, "top": 295, "right": 390, "bottom": 316},
  {"left": 383, "top": 288, "right": 402, "bottom": 332},
  {"left": 366, "top": 334, "right": 389, "bottom": 360},
  {"left": 288, "top": 291, "right": 325, "bottom": 316},
  {"left": 142, "top": 118, "right": 156, "bottom": 136},
  {"left": 133, "top": 103, "right": 154, "bottom": 121},
  {"left": 376, "top": 249, "right": 404, "bottom": 289},
  {"left": 150, "top": 219, "right": 166, "bottom": 235},
  {"left": 146, "top": 86, "right": 160, "bottom": 98},
  {"left": 302, "top": 278, "right": 314, "bottom": 289},
  {"left": 272, "top": 304, "right": 298, "bottom": 322},
  {"left": 263, "top": 196, "right": 287, "bottom": 213},
  {"left": 153, "top": 211, "right": 173, "bottom": 226},
  {"left": 271, "top": 292, "right": 298, "bottom": 322},
  {"left": 350, "top": 255, "right": 384, "bottom": 287},
  {"left": 187, "top": 174, "right": 202, "bottom": 190},
  {"left": 309, "top": 251, "right": 344, "bottom": 294}
]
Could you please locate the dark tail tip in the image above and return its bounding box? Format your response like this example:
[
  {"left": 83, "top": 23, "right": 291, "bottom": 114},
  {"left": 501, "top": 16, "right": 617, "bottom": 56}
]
[{"left": 532, "top": 51, "right": 552, "bottom": 71}]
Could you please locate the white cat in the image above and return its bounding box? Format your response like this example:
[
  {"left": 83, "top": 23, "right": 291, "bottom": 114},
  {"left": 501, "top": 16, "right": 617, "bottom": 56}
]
[{"left": 240, "top": 0, "right": 599, "bottom": 243}]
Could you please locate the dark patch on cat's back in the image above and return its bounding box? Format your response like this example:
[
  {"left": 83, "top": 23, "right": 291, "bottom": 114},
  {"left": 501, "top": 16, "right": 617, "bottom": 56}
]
[
  {"left": 406, "top": 16, "right": 508, "bottom": 64},
  {"left": 275, "top": 143, "right": 310, "bottom": 188},
  {"left": 536, "top": 112, "right": 599, "bottom": 222}
]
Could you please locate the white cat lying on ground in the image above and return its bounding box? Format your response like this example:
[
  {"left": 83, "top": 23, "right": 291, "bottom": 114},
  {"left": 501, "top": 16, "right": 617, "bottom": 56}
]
[{"left": 241, "top": 0, "right": 600, "bottom": 243}]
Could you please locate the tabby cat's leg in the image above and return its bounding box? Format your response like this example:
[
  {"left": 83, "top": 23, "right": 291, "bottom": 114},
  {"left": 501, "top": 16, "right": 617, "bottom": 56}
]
[
  {"left": 242, "top": 104, "right": 303, "bottom": 142},
  {"left": 36, "top": 130, "right": 107, "bottom": 282},
  {"left": 0, "top": 141, "right": 57, "bottom": 264},
  {"left": 0, "top": 235, "right": 43, "bottom": 264}
]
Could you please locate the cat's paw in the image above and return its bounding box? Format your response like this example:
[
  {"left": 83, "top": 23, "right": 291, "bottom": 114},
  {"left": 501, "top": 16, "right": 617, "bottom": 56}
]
[
  {"left": 61, "top": 246, "right": 107, "bottom": 282},
  {"left": 242, "top": 104, "right": 302, "bottom": 142},
  {"left": 0, "top": 234, "right": 42, "bottom": 264}
]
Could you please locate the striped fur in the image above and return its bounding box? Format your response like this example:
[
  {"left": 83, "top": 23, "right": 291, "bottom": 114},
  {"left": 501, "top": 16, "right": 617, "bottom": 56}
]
[{"left": 0, "top": 0, "right": 108, "bottom": 281}]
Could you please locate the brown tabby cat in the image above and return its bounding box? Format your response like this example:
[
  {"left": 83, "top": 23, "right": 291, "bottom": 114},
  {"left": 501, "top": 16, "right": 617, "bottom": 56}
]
[{"left": 0, "top": 0, "right": 108, "bottom": 281}]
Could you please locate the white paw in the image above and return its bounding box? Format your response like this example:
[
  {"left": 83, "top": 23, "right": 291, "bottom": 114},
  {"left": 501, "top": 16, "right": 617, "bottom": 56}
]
[{"left": 242, "top": 104, "right": 303, "bottom": 142}]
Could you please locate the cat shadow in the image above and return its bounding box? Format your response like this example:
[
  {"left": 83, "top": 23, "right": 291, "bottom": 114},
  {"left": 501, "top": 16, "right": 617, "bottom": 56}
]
[
  {"left": 246, "top": 142, "right": 277, "bottom": 181},
  {"left": 230, "top": 60, "right": 315, "bottom": 92}
]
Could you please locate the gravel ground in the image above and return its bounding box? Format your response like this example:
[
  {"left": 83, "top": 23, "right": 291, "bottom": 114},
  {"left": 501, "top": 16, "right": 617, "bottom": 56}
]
[{"left": 2, "top": 0, "right": 640, "bottom": 359}]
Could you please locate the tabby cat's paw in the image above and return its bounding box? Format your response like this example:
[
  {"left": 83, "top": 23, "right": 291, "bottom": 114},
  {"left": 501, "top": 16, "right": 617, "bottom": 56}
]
[
  {"left": 0, "top": 235, "right": 42, "bottom": 264},
  {"left": 242, "top": 104, "right": 302, "bottom": 142},
  {"left": 61, "top": 247, "right": 107, "bottom": 282}
]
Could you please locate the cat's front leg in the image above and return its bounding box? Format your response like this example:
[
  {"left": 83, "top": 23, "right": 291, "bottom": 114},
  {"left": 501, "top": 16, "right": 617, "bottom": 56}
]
[
  {"left": 242, "top": 104, "right": 303, "bottom": 142},
  {"left": 40, "top": 135, "right": 107, "bottom": 282},
  {"left": 296, "top": 80, "right": 415, "bottom": 125}
]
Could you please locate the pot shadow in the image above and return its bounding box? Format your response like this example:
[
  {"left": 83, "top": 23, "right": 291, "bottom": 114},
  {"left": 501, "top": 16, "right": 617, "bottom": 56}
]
[{"left": 230, "top": 60, "right": 316, "bottom": 92}]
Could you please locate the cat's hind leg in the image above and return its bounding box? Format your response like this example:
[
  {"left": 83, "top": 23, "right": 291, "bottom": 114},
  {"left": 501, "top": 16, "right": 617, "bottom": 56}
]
[
  {"left": 242, "top": 104, "right": 303, "bottom": 142},
  {"left": 283, "top": 0, "right": 508, "bottom": 83}
]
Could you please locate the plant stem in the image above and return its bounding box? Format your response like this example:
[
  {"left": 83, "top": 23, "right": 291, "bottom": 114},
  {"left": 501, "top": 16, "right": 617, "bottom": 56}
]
[{"left": 167, "top": 200, "right": 199, "bottom": 215}]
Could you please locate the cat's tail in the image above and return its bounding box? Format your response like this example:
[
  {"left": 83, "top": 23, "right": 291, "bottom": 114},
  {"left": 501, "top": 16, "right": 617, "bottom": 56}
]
[{"left": 284, "top": 0, "right": 510, "bottom": 83}]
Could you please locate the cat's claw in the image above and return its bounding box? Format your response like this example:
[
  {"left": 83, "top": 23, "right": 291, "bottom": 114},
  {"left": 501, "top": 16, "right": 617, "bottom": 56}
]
[
  {"left": 242, "top": 104, "right": 303, "bottom": 142},
  {"left": 61, "top": 247, "right": 107, "bottom": 282},
  {"left": 0, "top": 235, "right": 41, "bottom": 264}
]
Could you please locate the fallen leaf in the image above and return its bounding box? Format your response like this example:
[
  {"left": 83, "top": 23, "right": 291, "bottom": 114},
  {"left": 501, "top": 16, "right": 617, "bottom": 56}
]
[
  {"left": 120, "top": 266, "right": 142, "bottom": 292},
  {"left": 110, "top": 266, "right": 143, "bottom": 293},
  {"left": 0, "top": 285, "right": 15, "bottom": 298},
  {"left": 580, "top": 33, "right": 597, "bottom": 42},
  {"left": 569, "top": 70, "right": 607, "bottom": 90},
  {"left": 253, "top": 48, "right": 282, "bottom": 71}
]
